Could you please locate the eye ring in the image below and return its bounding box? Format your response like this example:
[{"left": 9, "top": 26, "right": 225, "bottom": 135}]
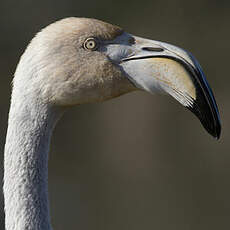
[{"left": 83, "top": 38, "right": 98, "bottom": 51}]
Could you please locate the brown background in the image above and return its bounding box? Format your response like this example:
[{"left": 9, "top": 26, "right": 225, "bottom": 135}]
[{"left": 0, "top": 0, "right": 229, "bottom": 229}]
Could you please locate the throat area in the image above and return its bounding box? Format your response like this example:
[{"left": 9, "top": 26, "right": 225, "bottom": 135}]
[{"left": 3, "top": 98, "right": 64, "bottom": 230}]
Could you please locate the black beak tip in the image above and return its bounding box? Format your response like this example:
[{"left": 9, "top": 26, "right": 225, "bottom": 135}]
[
  {"left": 206, "top": 119, "right": 221, "bottom": 140},
  {"left": 212, "top": 121, "right": 221, "bottom": 140},
  {"left": 184, "top": 57, "right": 221, "bottom": 140},
  {"left": 188, "top": 98, "right": 221, "bottom": 140}
]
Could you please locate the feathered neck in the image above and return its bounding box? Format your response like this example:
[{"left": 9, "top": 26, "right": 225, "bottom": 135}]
[{"left": 4, "top": 82, "right": 64, "bottom": 230}]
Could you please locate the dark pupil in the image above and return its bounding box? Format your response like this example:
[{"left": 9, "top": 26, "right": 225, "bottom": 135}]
[{"left": 89, "top": 41, "right": 94, "bottom": 47}]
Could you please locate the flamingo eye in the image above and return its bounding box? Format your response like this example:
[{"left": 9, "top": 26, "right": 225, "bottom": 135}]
[{"left": 83, "top": 38, "right": 98, "bottom": 51}]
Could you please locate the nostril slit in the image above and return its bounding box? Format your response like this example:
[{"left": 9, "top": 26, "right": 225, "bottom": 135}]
[{"left": 142, "top": 47, "right": 164, "bottom": 52}]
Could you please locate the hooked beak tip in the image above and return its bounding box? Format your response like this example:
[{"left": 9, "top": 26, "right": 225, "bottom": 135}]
[
  {"left": 186, "top": 62, "right": 221, "bottom": 139},
  {"left": 187, "top": 100, "right": 221, "bottom": 140}
]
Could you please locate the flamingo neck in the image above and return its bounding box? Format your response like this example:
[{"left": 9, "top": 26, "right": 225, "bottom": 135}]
[{"left": 4, "top": 89, "right": 64, "bottom": 230}]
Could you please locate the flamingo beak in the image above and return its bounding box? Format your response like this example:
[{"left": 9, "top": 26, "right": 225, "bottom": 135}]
[{"left": 118, "top": 35, "right": 221, "bottom": 138}]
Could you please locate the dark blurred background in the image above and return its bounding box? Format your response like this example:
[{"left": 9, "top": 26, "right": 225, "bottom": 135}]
[{"left": 0, "top": 0, "right": 229, "bottom": 229}]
